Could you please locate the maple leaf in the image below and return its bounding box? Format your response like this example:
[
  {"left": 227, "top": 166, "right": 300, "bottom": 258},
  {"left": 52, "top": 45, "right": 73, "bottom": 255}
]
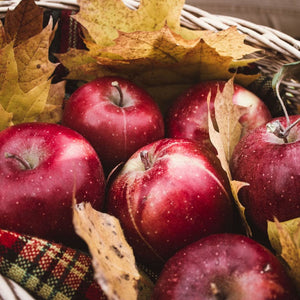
[
  {"left": 36, "top": 80, "right": 66, "bottom": 124},
  {"left": 268, "top": 217, "right": 300, "bottom": 292},
  {"left": 72, "top": 0, "right": 193, "bottom": 47},
  {"left": 0, "top": 0, "right": 64, "bottom": 131},
  {"left": 207, "top": 78, "right": 252, "bottom": 236},
  {"left": 4, "top": 0, "right": 44, "bottom": 45},
  {"left": 0, "top": 105, "right": 13, "bottom": 130},
  {"left": 13, "top": 20, "right": 58, "bottom": 93},
  {"left": 57, "top": 0, "right": 260, "bottom": 112},
  {"left": 0, "top": 21, "right": 5, "bottom": 48}
]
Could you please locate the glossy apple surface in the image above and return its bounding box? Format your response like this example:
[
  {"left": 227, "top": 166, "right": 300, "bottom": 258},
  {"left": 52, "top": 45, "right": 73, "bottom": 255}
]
[
  {"left": 166, "top": 80, "right": 272, "bottom": 148},
  {"left": 230, "top": 115, "right": 300, "bottom": 237},
  {"left": 62, "top": 76, "right": 165, "bottom": 174},
  {"left": 106, "top": 138, "right": 234, "bottom": 268},
  {"left": 0, "top": 122, "right": 105, "bottom": 244},
  {"left": 152, "top": 233, "right": 298, "bottom": 300}
]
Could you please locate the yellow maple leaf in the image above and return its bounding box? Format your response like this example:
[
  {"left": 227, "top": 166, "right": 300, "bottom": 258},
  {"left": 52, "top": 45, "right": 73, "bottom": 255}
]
[
  {"left": 58, "top": 28, "right": 259, "bottom": 112},
  {"left": 0, "top": 105, "right": 13, "bottom": 130},
  {"left": 268, "top": 217, "right": 300, "bottom": 292},
  {"left": 57, "top": 0, "right": 260, "bottom": 112},
  {"left": 13, "top": 20, "right": 58, "bottom": 93},
  {"left": 36, "top": 81, "right": 66, "bottom": 124},
  {"left": 0, "top": 0, "right": 64, "bottom": 131},
  {"left": 0, "top": 41, "right": 51, "bottom": 130},
  {"left": 73, "top": 0, "right": 192, "bottom": 47}
]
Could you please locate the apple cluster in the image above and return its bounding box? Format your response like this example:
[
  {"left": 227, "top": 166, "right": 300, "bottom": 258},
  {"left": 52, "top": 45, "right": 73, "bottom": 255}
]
[{"left": 0, "top": 76, "right": 299, "bottom": 298}]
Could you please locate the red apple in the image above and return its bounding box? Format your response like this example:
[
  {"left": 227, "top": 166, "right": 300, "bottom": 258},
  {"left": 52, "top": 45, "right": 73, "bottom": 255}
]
[
  {"left": 0, "top": 122, "right": 105, "bottom": 245},
  {"left": 230, "top": 114, "right": 300, "bottom": 237},
  {"left": 106, "top": 138, "right": 234, "bottom": 268},
  {"left": 62, "top": 76, "right": 165, "bottom": 174},
  {"left": 152, "top": 233, "right": 298, "bottom": 300},
  {"left": 166, "top": 80, "right": 272, "bottom": 148}
]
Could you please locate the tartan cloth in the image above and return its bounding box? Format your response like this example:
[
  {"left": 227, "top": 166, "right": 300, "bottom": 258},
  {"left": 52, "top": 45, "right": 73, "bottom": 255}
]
[{"left": 0, "top": 229, "right": 107, "bottom": 300}]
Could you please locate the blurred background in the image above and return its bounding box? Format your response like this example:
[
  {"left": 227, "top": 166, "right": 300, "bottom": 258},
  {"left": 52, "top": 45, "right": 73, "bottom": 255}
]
[{"left": 186, "top": 0, "right": 300, "bottom": 39}]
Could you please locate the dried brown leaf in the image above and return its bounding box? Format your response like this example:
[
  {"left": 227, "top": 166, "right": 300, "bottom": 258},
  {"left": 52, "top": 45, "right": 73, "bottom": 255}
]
[
  {"left": 4, "top": 0, "right": 44, "bottom": 45},
  {"left": 73, "top": 202, "right": 154, "bottom": 300},
  {"left": 0, "top": 21, "right": 6, "bottom": 47},
  {"left": 207, "top": 78, "right": 252, "bottom": 236}
]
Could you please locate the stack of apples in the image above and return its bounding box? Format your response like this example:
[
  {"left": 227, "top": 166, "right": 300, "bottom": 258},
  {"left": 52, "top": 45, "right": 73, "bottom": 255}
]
[{"left": 0, "top": 76, "right": 299, "bottom": 298}]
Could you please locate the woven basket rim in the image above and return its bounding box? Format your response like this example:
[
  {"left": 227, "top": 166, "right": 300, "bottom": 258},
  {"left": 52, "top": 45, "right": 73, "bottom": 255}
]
[{"left": 1, "top": 0, "right": 299, "bottom": 56}]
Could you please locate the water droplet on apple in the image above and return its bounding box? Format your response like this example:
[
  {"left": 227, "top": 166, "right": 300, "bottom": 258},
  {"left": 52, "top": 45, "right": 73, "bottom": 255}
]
[
  {"left": 260, "top": 263, "right": 271, "bottom": 273},
  {"left": 170, "top": 277, "right": 178, "bottom": 283}
]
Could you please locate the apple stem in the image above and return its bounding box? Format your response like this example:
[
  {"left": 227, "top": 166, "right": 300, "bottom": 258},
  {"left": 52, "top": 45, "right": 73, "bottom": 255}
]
[
  {"left": 5, "top": 152, "right": 32, "bottom": 170},
  {"left": 267, "top": 117, "right": 300, "bottom": 143},
  {"left": 210, "top": 282, "right": 225, "bottom": 300},
  {"left": 140, "top": 151, "right": 152, "bottom": 170},
  {"left": 111, "top": 81, "right": 124, "bottom": 107},
  {"left": 269, "top": 76, "right": 300, "bottom": 143}
]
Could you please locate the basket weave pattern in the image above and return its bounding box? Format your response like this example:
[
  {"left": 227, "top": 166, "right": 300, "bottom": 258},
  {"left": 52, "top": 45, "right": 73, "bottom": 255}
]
[{"left": 1, "top": 0, "right": 300, "bottom": 108}]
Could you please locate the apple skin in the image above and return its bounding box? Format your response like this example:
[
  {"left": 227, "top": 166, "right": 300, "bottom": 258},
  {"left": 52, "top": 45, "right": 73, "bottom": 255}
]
[
  {"left": 62, "top": 76, "right": 165, "bottom": 174},
  {"left": 106, "top": 138, "right": 234, "bottom": 268},
  {"left": 0, "top": 122, "right": 105, "bottom": 245},
  {"left": 166, "top": 80, "right": 272, "bottom": 148},
  {"left": 230, "top": 115, "right": 300, "bottom": 237},
  {"left": 152, "top": 233, "right": 298, "bottom": 300}
]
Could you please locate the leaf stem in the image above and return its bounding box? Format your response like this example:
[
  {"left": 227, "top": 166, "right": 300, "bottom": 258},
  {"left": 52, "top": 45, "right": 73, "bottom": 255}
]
[{"left": 275, "top": 81, "right": 291, "bottom": 127}]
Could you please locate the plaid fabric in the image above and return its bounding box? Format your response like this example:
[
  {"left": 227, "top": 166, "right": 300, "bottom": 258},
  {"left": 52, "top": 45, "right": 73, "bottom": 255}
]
[
  {"left": 0, "top": 229, "right": 107, "bottom": 300},
  {"left": 57, "top": 10, "right": 86, "bottom": 53}
]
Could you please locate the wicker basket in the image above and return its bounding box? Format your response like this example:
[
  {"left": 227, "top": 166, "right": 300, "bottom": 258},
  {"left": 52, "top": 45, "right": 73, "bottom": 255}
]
[
  {"left": 1, "top": 0, "right": 300, "bottom": 112},
  {"left": 0, "top": 0, "right": 300, "bottom": 297}
]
